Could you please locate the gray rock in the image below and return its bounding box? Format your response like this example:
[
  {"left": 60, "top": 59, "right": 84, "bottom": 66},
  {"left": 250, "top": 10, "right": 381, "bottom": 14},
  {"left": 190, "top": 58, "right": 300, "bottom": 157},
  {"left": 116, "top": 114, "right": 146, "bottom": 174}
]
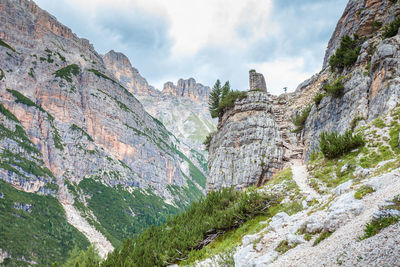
[
  {"left": 372, "top": 209, "right": 400, "bottom": 221},
  {"left": 207, "top": 91, "right": 283, "bottom": 191},
  {"left": 270, "top": 212, "right": 290, "bottom": 232},
  {"left": 14, "top": 202, "right": 33, "bottom": 213},
  {"left": 324, "top": 192, "right": 364, "bottom": 232},
  {"left": 286, "top": 233, "right": 305, "bottom": 246},
  {"left": 249, "top": 70, "right": 267, "bottom": 92},
  {"left": 331, "top": 180, "right": 353, "bottom": 195},
  {"left": 303, "top": 212, "right": 326, "bottom": 234}
]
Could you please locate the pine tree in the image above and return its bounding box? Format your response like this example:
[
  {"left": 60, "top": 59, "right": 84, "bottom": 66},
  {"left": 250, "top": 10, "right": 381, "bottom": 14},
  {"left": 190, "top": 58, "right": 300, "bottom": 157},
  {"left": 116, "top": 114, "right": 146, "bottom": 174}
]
[
  {"left": 221, "top": 81, "right": 231, "bottom": 102},
  {"left": 209, "top": 80, "right": 222, "bottom": 118}
]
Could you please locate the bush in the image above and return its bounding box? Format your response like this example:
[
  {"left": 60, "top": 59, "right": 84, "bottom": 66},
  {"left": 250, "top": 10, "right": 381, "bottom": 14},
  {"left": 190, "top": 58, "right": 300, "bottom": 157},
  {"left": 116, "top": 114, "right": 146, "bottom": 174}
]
[
  {"left": 319, "top": 130, "right": 365, "bottom": 159},
  {"left": 103, "top": 188, "right": 280, "bottom": 266},
  {"left": 313, "top": 92, "right": 326, "bottom": 106},
  {"left": 203, "top": 133, "right": 214, "bottom": 152},
  {"left": 323, "top": 77, "right": 345, "bottom": 98},
  {"left": 218, "top": 91, "right": 247, "bottom": 115},
  {"left": 292, "top": 105, "right": 312, "bottom": 133},
  {"left": 53, "top": 64, "right": 80, "bottom": 83},
  {"left": 382, "top": 17, "right": 400, "bottom": 39},
  {"left": 329, "top": 35, "right": 361, "bottom": 72}
]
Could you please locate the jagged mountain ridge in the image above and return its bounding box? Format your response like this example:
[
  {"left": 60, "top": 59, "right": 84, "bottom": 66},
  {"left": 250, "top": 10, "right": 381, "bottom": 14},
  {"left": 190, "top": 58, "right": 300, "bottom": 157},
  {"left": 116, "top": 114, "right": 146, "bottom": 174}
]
[
  {"left": 103, "top": 50, "right": 216, "bottom": 152},
  {"left": 0, "top": 0, "right": 207, "bottom": 263}
]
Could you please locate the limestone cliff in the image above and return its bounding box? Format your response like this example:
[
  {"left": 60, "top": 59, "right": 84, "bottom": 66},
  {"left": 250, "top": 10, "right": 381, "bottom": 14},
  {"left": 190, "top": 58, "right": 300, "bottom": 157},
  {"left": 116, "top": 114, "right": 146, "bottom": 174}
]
[
  {"left": 103, "top": 50, "right": 216, "bottom": 159},
  {"left": 0, "top": 0, "right": 206, "bottom": 262},
  {"left": 207, "top": 90, "right": 283, "bottom": 191}
]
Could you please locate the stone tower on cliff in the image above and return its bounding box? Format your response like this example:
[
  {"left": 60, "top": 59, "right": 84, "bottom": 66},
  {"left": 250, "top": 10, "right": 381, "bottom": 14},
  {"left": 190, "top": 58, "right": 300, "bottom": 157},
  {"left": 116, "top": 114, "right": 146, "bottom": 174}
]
[{"left": 249, "top": 70, "right": 267, "bottom": 92}]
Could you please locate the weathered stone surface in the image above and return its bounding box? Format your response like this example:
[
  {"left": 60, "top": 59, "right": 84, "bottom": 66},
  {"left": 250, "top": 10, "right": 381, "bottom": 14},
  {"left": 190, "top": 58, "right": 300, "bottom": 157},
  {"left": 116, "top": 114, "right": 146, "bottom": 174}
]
[
  {"left": 207, "top": 91, "right": 283, "bottom": 191},
  {"left": 162, "top": 78, "right": 210, "bottom": 103},
  {"left": 103, "top": 50, "right": 215, "bottom": 166},
  {"left": 249, "top": 70, "right": 267, "bottom": 92}
]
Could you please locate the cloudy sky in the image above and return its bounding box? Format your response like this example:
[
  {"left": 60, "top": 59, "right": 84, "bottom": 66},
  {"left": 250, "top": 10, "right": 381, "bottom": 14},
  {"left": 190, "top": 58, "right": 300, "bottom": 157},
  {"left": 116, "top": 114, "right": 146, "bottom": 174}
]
[{"left": 35, "top": 0, "right": 347, "bottom": 94}]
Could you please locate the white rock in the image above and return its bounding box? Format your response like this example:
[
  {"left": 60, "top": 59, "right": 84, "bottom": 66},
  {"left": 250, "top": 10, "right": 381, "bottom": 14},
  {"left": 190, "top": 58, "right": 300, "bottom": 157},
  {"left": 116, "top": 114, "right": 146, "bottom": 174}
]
[
  {"left": 303, "top": 212, "right": 326, "bottom": 234},
  {"left": 372, "top": 209, "right": 400, "bottom": 221},
  {"left": 340, "top": 164, "right": 349, "bottom": 174},
  {"left": 286, "top": 233, "right": 305, "bottom": 246},
  {"left": 324, "top": 192, "right": 364, "bottom": 232},
  {"left": 270, "top": 212, "right": 290, "bottom": 232},
  {"left": 331, "top": 180, "right": 353, "bottom": 195}
]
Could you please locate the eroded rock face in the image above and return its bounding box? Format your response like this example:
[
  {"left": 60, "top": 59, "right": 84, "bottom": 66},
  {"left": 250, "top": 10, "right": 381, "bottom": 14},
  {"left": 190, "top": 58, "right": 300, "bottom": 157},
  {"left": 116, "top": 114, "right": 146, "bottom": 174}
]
[
  {"left": 207, "top": 91, "right": 283, "bottom": 191},
  {"left": 249, "top": 70, "right": 267, "bottom": 92},
  {"left": 103, "top": 50, "right": 216, "bottom": 166},
  {"left": 162, "top": 78, "right": 210, "bottom": 103},
  {"left": 302, "top": 1, "right": 400, "bottom": 159}
]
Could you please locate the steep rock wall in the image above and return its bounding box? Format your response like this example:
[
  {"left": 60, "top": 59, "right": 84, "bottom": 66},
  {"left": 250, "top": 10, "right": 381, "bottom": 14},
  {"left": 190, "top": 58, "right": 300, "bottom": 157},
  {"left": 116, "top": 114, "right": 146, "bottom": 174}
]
[{"left": 207, "top": 91, "right": 283, "bottom": 191}]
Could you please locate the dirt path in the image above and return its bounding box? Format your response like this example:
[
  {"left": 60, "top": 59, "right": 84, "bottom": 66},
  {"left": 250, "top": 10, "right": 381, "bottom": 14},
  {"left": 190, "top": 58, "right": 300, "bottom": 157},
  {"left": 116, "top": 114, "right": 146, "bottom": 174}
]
[{"left": 291, "top": 159, "right": 319, "bottom": 199}]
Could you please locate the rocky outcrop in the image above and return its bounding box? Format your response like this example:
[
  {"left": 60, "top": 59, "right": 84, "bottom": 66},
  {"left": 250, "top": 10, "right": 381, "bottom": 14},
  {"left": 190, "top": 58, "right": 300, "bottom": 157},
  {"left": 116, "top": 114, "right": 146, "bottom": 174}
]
[
  {"left": 293, "top": 0, "right": 400, "bottom": 158},
  {"left": 249, "top": 70, "right": 267, "bottom": 92},
  {"left": 162, "top": 78, "right": 210, "bottom": 103},
  {"left": 0, "top": 0, "right": 206, "bottom": 260},
  {"left": 102, "top": 50, "right": 160, "bottom": 96},
  {"left": 207, "top": 91, "right": 283, "bottom": 191}
]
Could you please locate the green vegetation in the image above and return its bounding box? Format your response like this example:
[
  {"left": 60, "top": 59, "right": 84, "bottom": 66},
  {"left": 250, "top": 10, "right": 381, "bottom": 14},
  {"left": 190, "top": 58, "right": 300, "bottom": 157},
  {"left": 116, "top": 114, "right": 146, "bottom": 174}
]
[
  {"left": 203, "top": 133, "right": 213, "bottom": 152},
  {"left": 360, "top": 195, "right": 400, "bottom": 240},
  {"left": 0, "top": 68, "right": 4, "bottom": 80},
  {"left": 323, "top": 77, "right": 345, "bottom": 98},
  {"left": 292, "top": 105, "right": 312, "bottom": 133},
  {"left": 0, "top": 103, "right": 19, "bottom": 122},
  {"left": 382, "top": 17, "right": 400, "bottom": 39},
  {"left": 103, "top": 188, "right": 280, "bottom": 266},
  {"left": 88, "top": 69, "right": 118, "bottom": 84},
  {"left": 70, "top": 124, "right": 94, "bottom": 142},
  {"left": 53, "top": 64, "right": 80, "bottom": 83},
  {"left": 313, "top": 231, "right": 334, "bottom": 246},
  {"left": 56, "top": 52, "right": 66, "bottom": 63},
  {"left": 275, "top": 240, "right": 298, "bottom": 254},
  {"left": 0, "top": 38, "right": 17, "bottom": 53},
  {"left": 320, "top": 130, "right": 365, "bottom": 159},
  {"left": 0, "top": 180, "right": 89, "bottom": 266},
  {"left": 362, "top": 217, "right": 400, "bottom": 239},
  {"left": 329, "top": 35, "right": 361, "bottom": 71},
  {"left": 350, "top": 116, "right": 365, "bottom": 131},
  {"left": 28, "top": 67, "right": 35, "bottom": 79},
  {"left": 372, "top": 118, "right": 386, "bottom": 129},
  {"left": 57, "top": 246, "right": 100, "bottom": 267},
  {"left": 208, "top": 79, "right": 247, "bottom": 118},
  {"left": 313, "top": 92, "right": 326, "bottom": 106},
  {"left": 354, "top": 185, "right": 375, "bottom": 199},
  {"left": 0, "top": 149, "right": 54, "bottom": 178},
  {"left": 0, "top": 123, "right": 40, "bottom": 155},
  {"left": 389, "top": 121, "right": 400, "bottom": 154},
  {"left": 6, "top": 89, "right": 45, "bottom": 113}
]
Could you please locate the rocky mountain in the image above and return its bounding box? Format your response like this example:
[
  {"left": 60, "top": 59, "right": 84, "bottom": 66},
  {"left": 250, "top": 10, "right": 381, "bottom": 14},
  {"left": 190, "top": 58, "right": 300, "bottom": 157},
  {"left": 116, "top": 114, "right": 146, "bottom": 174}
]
[
  {"left": 198, "top": 0, "right": 400, "bottom": 265},
  {"left": 103, "top": 50, "right": 216, "bottom": 154},
  {"left": 0, "top": 0, "right": 207, "bottom": 264}
]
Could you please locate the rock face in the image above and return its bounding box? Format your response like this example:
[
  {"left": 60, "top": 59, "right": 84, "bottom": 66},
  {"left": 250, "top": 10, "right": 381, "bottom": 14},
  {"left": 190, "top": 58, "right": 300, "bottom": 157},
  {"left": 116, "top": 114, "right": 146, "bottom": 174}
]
[
  {"left": 103, "top": 52, "right": 216, "bottom": 155},
  {"left": 249, "top": 70, "right": 267, "bottom": 92},
  {"left": 207, "top": 91, "right": 283, "bottom": 191},
  {"left": 0, "top": 0, "right": 206, "bottom": 262},
  {"left": 293, "top": 0, "right": 400, "bottom": 158},
  {"left": 162, "top": 78, "right": 211, "bottom": 103}
]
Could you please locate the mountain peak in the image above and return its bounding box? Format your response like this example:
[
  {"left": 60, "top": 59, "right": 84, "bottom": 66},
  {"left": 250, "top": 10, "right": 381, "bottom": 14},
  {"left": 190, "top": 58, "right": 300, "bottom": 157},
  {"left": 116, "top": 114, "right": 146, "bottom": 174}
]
[{"left": 162, "top": 78, "right": 210, "bottom": 102}]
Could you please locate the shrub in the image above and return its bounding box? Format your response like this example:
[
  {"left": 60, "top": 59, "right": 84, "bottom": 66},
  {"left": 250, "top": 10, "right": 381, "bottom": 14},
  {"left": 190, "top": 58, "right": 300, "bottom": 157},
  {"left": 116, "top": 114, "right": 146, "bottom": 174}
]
[
  {"left": 313, "top": 231, "right": 334, "bottom": 246},
  {"left": 329, "top": 35, "right": 361, "bottom": 72},
  {"left": 103, "top": 188, "right": 280, "bottom": 266},
  {"left": 313, "top": 92, "right": 325, "bottom": 106},
  {"left": 0, "top": 38, "right": 17, "bottom": 53},
  {"left": 218, "top": 91, "right": 247, "bottom": 115},
  {"left": 382, "top": 17, "right": 400, "bottom": 39},
  {"left": 323, "top": 77, "right": 345, "bottom": 98},
  {"left": 292, "top": 105, "right": 312, "bottom": 133},
  {"left": 319, "top": 130, "right": 365, "bottom": 159},
  {"left": 354, "top": 185, "right": 375, "bottom": 199},
  {"left": 203, "top": 133, "right": 214, "bottom": 152},
  {"left": 53, "top": 64, "right": 79, "bottom": 83},
  {"left": 350, "top": 116, "right": 365, "bottom": 131}
]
